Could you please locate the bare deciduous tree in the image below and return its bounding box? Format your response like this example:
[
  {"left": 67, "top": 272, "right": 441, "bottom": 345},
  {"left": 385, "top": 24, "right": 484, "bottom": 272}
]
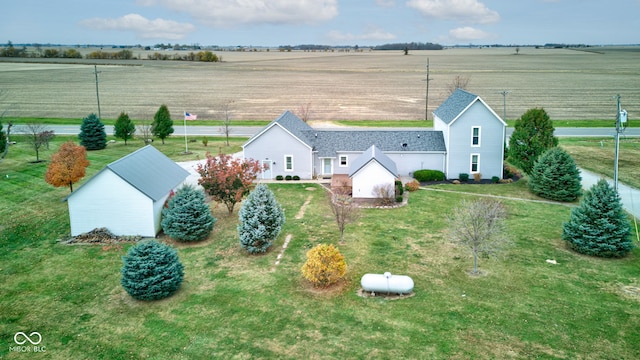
[
  {"left": 219, "top": 100, "right": 234, "bottom": 146},
  {"left": 447, "top": 75, "right": 471, "bottom": 95},
  {"left": 138, "top": 119, "right": 153, "bottom": 144},
  {"left": 296, "top": 102, "right": 312, "bottom": 123},
  {"left": 20, "top": 123, "right": 52, "bottom": 162},
  {"left": 447, "top": 198, "right": 510, "bottom": 275},
  {"left": 328, "top": 192, "right": 359, "bottom": 244}
]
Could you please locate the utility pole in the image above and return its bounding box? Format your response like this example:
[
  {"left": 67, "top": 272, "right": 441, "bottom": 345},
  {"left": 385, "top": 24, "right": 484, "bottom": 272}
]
[
  {"left": 424, "top": 58, "right": 433, "bottom": 121},
  {"left": 613, "top": 94, "right": 627, "bottom": 192},
  {"left": 93, "top": 65, "right": 102, "bottom": 119},
  {"left": 497, "top": 90, "right": 510, "bottom": 120}
]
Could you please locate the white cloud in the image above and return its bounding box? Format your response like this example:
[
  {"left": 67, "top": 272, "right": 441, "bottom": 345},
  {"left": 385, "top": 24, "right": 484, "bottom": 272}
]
[
  {"left": 80, "top": 14, "right": 195, "bottom": 40},
  {"left": 448, "top": 26, "right": 494, "bottom": 41},
  {"left": 406, "top": 0, "right": 500, "bottom": 24},
  {"left": 140, "top": 0, "right": 339, "bottom": 27},
  {"left": 327, "top": 26, "right": 396, "bottom": 43}
]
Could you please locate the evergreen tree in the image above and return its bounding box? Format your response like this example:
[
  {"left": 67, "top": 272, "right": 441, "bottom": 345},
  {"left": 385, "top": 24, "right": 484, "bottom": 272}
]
[
  {"left": 114, "top": 111, "right": 136, "bottom": 145},
  {"left": 162, "top": 185, "right": 216, "bottom": 242},
  {"left": 121, "top": 240, "right": 184, "bottom": 300},
  {"left": 508, "top": 108, "right": 558, "bottom": 175},
  {"left": 528, "top": 147, "right": 582, "bottom": 202},
  {"left": 562, "top": 179, "right": 633, "bottom": 258},
  {"left": 151, "top": 104, "right": 174, "bottom": 144},
  {"left": 238, "top": 184, "right": 285, "bottom": 254},
  {"left": 0, "top": 120, "right": 6, "bottom": 154},
  {"left": 78, "top": 113, "right": 107, "bottom": 150}
]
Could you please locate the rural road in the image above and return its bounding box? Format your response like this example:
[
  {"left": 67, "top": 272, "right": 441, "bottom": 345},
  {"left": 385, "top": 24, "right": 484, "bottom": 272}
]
[{"left": 12, "top": 124, "right": 640, "bottom": 138}]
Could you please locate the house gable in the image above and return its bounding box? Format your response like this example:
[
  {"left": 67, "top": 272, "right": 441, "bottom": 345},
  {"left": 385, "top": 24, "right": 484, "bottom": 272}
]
[
  {"left": 243, "top": 110, "right": 313, "bottom": 150},
  {"left": 349, "top": 145, "right": 398, "bottom": 178}
]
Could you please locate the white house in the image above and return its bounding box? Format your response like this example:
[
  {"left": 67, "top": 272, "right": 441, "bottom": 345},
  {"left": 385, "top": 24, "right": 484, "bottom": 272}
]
[
  {"left": 242, "top": 89, "right": 506, "bottom": 197},
  {"left": 66, "top": 145, "right": 189, "bottom": 237}
]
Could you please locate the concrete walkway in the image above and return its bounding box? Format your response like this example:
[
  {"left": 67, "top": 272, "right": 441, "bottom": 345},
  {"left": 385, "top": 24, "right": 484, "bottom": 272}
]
[{"left": 579, "top": 168, "right": 640, "bottom": 220}]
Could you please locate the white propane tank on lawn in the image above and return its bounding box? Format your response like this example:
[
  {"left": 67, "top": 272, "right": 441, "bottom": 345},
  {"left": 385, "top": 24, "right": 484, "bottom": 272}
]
[{"left": 360, "top": 272, "right": 414, "bottom": 294}]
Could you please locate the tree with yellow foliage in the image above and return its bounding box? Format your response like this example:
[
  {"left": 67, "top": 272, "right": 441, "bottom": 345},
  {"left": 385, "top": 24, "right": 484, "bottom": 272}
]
[{"left": 301, "top": 244, "right": 347, "bottom": 288}]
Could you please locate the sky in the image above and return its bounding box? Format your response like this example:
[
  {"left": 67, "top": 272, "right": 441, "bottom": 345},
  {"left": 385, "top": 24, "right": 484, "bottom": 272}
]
[{"left": 3, "top": 0, "right": 639, "bottom": 47}]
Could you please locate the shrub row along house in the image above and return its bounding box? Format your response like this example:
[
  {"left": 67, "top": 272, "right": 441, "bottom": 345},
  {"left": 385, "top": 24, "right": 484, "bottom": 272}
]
[{"left": 243, "top": 89, "right": 507, "bottom": 197}]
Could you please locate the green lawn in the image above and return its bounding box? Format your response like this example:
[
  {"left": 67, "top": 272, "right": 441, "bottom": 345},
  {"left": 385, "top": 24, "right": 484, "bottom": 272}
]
[
  {"left": 561, "top": 137, "right": 640, "bottom": 189},
  {"left": 1, "top": 137, "right": 639, "bottom": 359}
]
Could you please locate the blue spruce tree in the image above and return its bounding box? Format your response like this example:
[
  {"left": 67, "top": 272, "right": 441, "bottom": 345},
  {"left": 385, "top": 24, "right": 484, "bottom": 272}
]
[
  {"left": 121, "top": 240, "right": 184, "bottom": 300},
  {"left": 78, "top": 113, "right": 107, "bottom": 150},
  {"left": 238, "top": 184, "right": 285, "bottom": 254},
  {"left": 562, "top": 179, "right": 633, "bottom": 257},
  {"left": 162, "top": 185, "right": 216, "bottom": 242}
]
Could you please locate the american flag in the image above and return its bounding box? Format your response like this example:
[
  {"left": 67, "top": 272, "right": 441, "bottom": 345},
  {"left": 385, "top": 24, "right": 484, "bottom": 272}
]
[{"left": 184, "top": 112, "right": 197, "bottom": 120}]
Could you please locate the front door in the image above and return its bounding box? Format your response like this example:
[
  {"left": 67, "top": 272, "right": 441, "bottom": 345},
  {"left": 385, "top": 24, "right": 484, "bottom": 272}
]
[
  {"left": 323, "top": 158, "right": 333, "bottom": 176},
  {"left": 262, "top": 160, "right": 273, "bottom": 179}
]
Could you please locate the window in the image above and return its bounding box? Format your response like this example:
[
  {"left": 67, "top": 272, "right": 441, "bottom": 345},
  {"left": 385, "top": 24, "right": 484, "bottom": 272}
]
[
  {"left": 284, "top": 155, "right": 293, "bottom": 171},
  {"left": 471, "top": 126, "right": 481, "bottom": 146},
  {"left": 339, "top": 155, "right": 348, "bottom": 167},
  {"left": 471, "top": 154, "right": 480, "bottom": 173}
]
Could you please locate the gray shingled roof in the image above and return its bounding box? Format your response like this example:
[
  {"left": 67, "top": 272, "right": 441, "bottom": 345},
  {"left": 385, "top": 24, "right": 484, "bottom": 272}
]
[
  {"left": 244, "top": 110, "right": 314, "bottom": 146},
  {"left": 433, "top": 88, "right": 479, "bottom": 124},
  {"left": 68, "top": 145, "right": 189, "bottom": 202},
  {"left": 310, "top": 130, "right": 445, "bottom": 157},
  {"left": 349, "top": 145, "right": 398, "bottom": 177},
  {"left": 106, "top": 145, "right": 189, "bottom": 201}
]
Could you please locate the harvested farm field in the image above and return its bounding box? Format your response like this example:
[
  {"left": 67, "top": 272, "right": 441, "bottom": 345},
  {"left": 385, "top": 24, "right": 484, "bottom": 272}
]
[{"left": 0, "top": 46, "right": 639, "bottom": 121}]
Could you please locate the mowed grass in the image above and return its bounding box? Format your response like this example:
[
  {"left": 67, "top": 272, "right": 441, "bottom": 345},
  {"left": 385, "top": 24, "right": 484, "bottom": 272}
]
[
  {"left": 1, "top": 137, "right": 640, "bottom": 359},
  {"left": 561, "top": 137, "right": 640, "bottom": 189}
]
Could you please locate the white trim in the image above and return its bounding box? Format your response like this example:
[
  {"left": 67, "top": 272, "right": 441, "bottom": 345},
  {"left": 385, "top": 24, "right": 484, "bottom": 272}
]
[
  {"left": 339, "top": 155, "right": 348, "bottom": 167},
  {"left": 471, "top": 126, "right": 481, "bottom": 147},
  {"left": 284, "top": 155, "right": 294, "bottom": 172},
  {"left": 470, "top": 153, "right": 480, "bottom": 174}
]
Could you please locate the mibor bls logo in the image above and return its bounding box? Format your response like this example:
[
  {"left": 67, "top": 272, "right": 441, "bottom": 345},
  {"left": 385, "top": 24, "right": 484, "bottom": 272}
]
[{"left": 10, "top": 332, "right": 46, "bottom": 353}]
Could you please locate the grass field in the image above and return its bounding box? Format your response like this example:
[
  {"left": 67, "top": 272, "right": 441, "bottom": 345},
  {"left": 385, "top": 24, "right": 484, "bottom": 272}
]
[
  {"left": 1, "top": 47, "right": 639, "bottom": 122},
  {"left": 1, "top": 135, "right": 639, "bottom": 359}
]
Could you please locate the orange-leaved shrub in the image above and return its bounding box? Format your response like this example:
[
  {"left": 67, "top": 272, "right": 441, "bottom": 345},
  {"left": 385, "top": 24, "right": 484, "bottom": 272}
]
[
  {"left": 405, "top": 180, "right": 420, "bottom": 192},
  {"left": 301, "top": 244, "right": 347, "bottom": 287}
]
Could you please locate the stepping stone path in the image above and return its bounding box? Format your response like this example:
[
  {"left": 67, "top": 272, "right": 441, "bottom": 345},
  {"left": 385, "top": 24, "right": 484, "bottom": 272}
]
[{"left": 272, "top": 194, "right": 313, "bottom": 271}]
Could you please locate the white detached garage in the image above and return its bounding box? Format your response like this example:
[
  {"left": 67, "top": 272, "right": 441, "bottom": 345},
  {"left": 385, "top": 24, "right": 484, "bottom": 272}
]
[
  {"left": 66, "top": 145, "right": 189, "bottom": 237},
  {"left": 350, "top": 145, "right": 399, "bottom": 199}
]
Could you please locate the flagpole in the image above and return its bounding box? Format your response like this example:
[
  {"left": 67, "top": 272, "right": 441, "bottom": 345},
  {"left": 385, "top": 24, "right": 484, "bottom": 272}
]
[{"left": 183, "top": 112, "right": 188, "bottom": 153}]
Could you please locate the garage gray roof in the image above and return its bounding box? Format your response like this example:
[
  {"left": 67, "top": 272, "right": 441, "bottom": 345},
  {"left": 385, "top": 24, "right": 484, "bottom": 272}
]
[
  {"left": 433, "top": 88, "right": 479, "bottom": 124},
  {"left": 309, "top": 129, "right": 445, "bottom": 157},
  {"left": 349, "top": 145, "right": 398, "bottom": 177},
  {"left": 68, "top": 145, "right": 189, "bottom": 202},
  {"left": 106, "top": 145, "right": 189, "bottom": 201}
]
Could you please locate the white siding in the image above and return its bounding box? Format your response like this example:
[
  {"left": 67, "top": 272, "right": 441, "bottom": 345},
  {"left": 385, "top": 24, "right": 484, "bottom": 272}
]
[
  {"left": 386, "top": 152, "right": 445, "bottom": 176},
  {"left": 68, "top": 169, "right": 155, "bottom": 237},
  {"left": 352, "top": 161, "right": 396, "bottom": 199},
  {"left": 445, "top": 101, "right": 505, "bottom": 179},
  {"left": 243, "top": 125, "right": 313, "bottom": 179}
]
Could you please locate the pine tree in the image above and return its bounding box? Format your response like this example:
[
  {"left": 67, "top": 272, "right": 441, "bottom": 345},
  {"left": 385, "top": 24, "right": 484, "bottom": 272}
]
[
  {"left": 528, "top": 147, "right": 582, "bottom": 202},
  {"left": 151, "top": 104, "right": 174, "bottom": 144},
  {"left": 121, "top": 240, "right": 184, "bottom": 301},
  {"left": 78, "top": 113, "right": 107, "bottom": 150},
  {"left": 0, "top": 120, "right": 6, "bottom": 154},
  {"left": 114, "top": 111, "right": 136, "bottom": 145},
  {"left": 508, "top": 108, "right": 558, "bottom": 175},
  {"left": 562, "top": 179, "right": 633, "bottom": 258},
  {"left": 162, "top": 185, "right": 216, "bottom": 242},
  {"left": 238, "top": 184, "right": 285, "bottom": 254}
]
